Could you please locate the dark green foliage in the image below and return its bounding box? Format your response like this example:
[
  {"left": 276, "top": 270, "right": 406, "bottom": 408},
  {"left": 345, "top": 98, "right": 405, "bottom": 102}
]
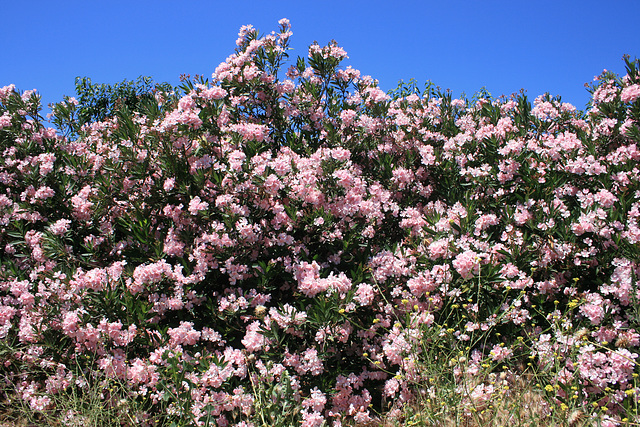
[{"left": 74, "top": 75, "right": 174, "bottom": 126}]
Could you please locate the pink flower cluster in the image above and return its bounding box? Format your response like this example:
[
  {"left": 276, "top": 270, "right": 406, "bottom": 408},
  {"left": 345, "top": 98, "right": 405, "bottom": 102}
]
[{"left": 1, "top": 23, "right": 640, "bottom": 426}]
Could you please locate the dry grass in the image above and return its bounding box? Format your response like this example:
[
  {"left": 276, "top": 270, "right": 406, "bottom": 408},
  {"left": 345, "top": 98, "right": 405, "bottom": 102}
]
[
  {"left": 371, "top": 370, "right": 638, "bottom": 427},
  {"left": 1, "top": 354, "right": 639, "bottom": 426}
]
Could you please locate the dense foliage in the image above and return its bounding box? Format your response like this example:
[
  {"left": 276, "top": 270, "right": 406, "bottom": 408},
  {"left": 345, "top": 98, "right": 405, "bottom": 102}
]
[{"left": 1, "top": 20, "right": 640, "bottom": 426}]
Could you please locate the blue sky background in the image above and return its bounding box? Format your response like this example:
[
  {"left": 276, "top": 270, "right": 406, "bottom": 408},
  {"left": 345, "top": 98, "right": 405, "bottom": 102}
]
[{"left": 2, "top": 0, "right": 639, "bottom": 116}]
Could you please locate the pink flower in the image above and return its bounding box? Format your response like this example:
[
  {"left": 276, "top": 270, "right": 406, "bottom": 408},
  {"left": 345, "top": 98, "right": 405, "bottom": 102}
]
[
  {"left": 301, "top": 410, "right": 325, "bottom": 427},
  {"left": 0, "top": 306, "right": 17, "bottom": 338},
  {"left": 229, "top": 122, "right": 268, "bottom": 142},
  {"left": 579, "top": 292, "right": 606, "bottom": 325},
  {"left": 621, "top": 84, "right": 640, "bottom": 103},
  {"left": 277, "top": 79, "right": 296, "bottom": 95},
  {"left": 263, "top": 174, "right": 283, "bottom": 195},
  {"left": 61, "top": 310, "right": 80, "bottom": 335},
  {"left": 489, "top": 344, "right": 513, "bottom": 362},
  {"left": 330, "top": 147, "right": 351, "bottom": 161},
  {"left": 323, "top": 271, "right": 352, "bottom": 295},
  {"left": 287, "top": 348, "right": 324, "bottom": 376},
  {"left": 428, "top": 238, "right": 450, "bottom": 260},
  {"left": 340, "top": 109, "right": 357, "bottom": 127},
  {"left": 269, "top": 304, "right": 307, "bottom": 328},
  {"left": 302, "top": 387, "right": 327, "bottom": 412},
  {"left": 368, "top": 250, "right": 410, "bottom": 283},
  {"left": 0, "top": 84, "right": 15, "bottom": 100},
  {"left": 354, "top": 283, "right": 375, "bottom": 306},
  {"left": 532, "top": 97, "right": 559, "bottom": 120},
  {"left": 131, "top": 260, "right": 174, "bottom": 293},
  {"left": 451, "top": 98, "right": 465, "bottom": 108},
  {"left": 295, "top": 261, "right": 325, "bottom": 297},
  {"left": 70, "top": 186, "right": 94, "bottom": 221},
  {"left": 163, "top": 228, "right": 185, "bottom": 257},
  {"left": 383, "top": 326, "right": 411, "bottom": 365},
  {"left": 188, "top": 196, "right": 209, "bottom": 215},
  {"left": 600, "top": 258, "right": 634, "bottom": 305},
  {"left": 468, "top": 383, "right": 495, "bottom": 407},
  {"left": 594, "top": 189, "right": 617, "bottom": 208},
  {"left": 163, "top": 178, "right": 175, "bottom": 191},
  {"left": 0, "top": 112, "right": 11, "bottom": 129},
  {"left": 127, "top": 358, "right": 158, "bottom": 386},
  {"left": 228, "top": 150, "right": 246, "bottom": 171},
  {"left": 178, "top": 95, "right": 196, "bottom": 111},
  {"left": 418, "top": 143, "right": 436, "bottom": 166},
  {"left": 278, "top": 17, "right": 290, "bottom": 27},
  {"left": 241, "top": 321, "right": 265, "bottom": 352},
  {"left": 33, "top": 186, "right": 54, "bottom": 200},
  {"left": 72, "top": 267, "right": 108, "bottom": 291},
  {"left": 406, "top": 270, "right": 436, "bottom": 297},
  {"left": 200, "top": 86, "right": 227, "bottom": 100},
  {"left": 474, "top": 213, "right": 499, "bottom": 236},
  {"left": 383, "top": 378, "right": 400, "bottom": 397},
  {"left": 49, "top": 218, "right": 71, "bottom": 236},
  {"left": 400, "top": 207, "right": 426, "bottom": 235},
  {"left": 363, "top": 86, "right": 389, "bottom": 103},
  {"left": 167, "top": 321, "right": 201, "bottom": 346},
  {"left": 452, "top": 250, "right": 481, "bottom": 280},
  {"left": 37, "top": 153, "right": 55, "bottom": 176}
]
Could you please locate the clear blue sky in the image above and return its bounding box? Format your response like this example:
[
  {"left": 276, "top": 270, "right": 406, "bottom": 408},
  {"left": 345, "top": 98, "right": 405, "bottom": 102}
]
[{"left": 2, "top": 0, "right": 639, "bottom": 114}]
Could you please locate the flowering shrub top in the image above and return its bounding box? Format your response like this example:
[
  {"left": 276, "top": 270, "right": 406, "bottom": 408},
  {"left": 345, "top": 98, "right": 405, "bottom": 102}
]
[{"left": 1, "top": 19, "right": 640, "bottom": 426}]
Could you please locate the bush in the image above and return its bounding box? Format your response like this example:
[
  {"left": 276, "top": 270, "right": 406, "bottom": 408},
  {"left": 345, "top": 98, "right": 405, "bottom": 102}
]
[{"left": 1, "top": 19, "right": 640, "bottom": 426}]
